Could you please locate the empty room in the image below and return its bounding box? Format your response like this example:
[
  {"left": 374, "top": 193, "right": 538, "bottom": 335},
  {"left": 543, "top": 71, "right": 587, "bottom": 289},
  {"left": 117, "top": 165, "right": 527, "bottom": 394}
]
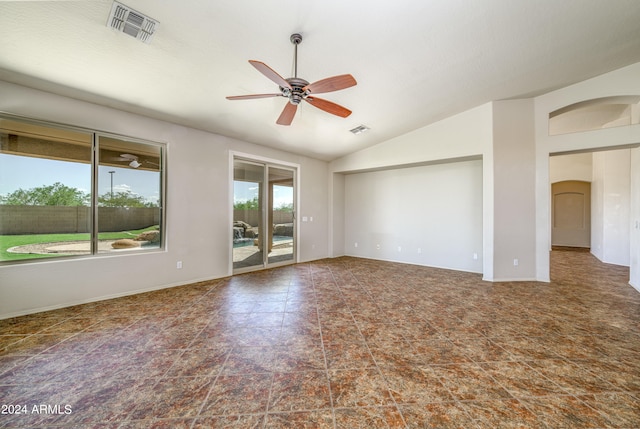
[{"left": 1, "top": 1, "right": 639, "bottom": 428}]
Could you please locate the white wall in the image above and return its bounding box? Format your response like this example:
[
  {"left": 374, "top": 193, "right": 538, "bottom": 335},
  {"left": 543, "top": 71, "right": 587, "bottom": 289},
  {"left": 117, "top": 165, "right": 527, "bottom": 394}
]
[
  {"left": 331, "top": 104, "right": 492, "bottom": 173},
  {"left": 330, "top": 173, "right": 345, "bottom": 257},
  {"left": 549, "top": 153, "right": 593, "bottom": 183},
  {"left": 492, "top": 99, "right": 537, "bottom": 280},
  {"left": 332, "top": 61, "right": 640, "bottom": 285},
  {"left": 591, "top": 154, "right": 604, "bottom": 260},
  {"left": 297, "top": 159, "right": 331, "bottom": 262},
  {"left": 0, "top": 81, "right": 331, "bottom": 318},
  {"left": 330, "top": 103, "right": 494, "bottom": 276},
  {"left": 631, "top": 147, "right": 640, "bottom": 290},
  {"left": 343, "top": 160, "right": 483, "bottom": 272},
  {"left": 591, "top": 149, "right": 631, "bottom": 266},
  {"left": 331, "top": 99, "right": 543, "bottom": 282}
]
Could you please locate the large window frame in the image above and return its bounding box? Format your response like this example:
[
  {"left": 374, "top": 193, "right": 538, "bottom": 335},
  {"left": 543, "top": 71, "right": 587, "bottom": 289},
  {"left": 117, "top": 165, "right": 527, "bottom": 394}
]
[{"left": 0, "top": 113, "right": 166, "bottom": 264}]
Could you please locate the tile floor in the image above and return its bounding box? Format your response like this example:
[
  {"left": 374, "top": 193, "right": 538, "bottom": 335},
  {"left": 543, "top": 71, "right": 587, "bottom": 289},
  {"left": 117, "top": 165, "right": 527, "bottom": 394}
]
[{"left": 1, "top": 250, "right": 639, "bottom": 428}]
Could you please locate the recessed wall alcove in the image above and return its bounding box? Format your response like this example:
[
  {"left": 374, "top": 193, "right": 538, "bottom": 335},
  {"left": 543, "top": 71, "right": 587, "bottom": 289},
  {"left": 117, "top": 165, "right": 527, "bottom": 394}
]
[{"left": 549, "top": 95, "right": 640, "bottom": 135}]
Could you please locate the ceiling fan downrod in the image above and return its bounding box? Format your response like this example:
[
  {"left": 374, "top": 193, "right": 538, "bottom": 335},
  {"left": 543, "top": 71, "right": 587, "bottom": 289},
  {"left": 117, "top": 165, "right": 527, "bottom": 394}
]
[
  {"left": 285, "top": 33, "right": 308, "bottom": 105},
  {"left": 290, "top": 33, "right": 302, "bottom": 78}
]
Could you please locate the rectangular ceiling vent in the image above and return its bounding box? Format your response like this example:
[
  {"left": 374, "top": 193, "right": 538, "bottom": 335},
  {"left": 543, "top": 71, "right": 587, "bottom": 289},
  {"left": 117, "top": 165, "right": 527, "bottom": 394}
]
[
  {"left": 349, "top": 125, "right": 370, "bottom": 135},
  {"left": 107, "top": 1, "right": 158, "bottom": 43}
]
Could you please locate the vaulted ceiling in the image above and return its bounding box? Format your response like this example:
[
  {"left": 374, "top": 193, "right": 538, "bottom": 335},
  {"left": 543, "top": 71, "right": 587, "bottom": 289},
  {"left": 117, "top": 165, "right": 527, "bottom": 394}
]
[{"left": 1, "top": 0, "right": 639, "bottom": 161}]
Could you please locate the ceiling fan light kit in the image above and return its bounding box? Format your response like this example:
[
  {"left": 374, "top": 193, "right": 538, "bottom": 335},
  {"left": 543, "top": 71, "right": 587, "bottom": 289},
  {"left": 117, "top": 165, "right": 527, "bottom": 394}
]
[{"left": 226, "top": 33, "right": 357, "bottom": 125}]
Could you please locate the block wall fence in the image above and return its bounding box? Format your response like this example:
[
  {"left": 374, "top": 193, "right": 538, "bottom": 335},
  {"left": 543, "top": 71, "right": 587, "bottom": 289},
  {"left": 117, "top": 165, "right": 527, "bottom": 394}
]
[{"left": 0, "top": 205, "right": 159, "bottom": 234}]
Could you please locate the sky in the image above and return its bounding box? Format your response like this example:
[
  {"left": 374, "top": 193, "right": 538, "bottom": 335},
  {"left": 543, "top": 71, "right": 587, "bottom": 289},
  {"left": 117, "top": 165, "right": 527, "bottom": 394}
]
[
  {"left": 0, "top": 154, "right": 160, "bottom": 204},
  {"left": 234, "top": 181, "right": 293, "bottom": 209}
]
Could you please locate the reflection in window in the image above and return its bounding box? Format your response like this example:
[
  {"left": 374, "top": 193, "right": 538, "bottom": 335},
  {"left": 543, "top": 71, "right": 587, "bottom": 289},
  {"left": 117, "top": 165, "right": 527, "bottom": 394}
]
[
  {"left": 0, "top": 115, "right": 164, "bottom": 263},
  {"left": 97, "top": 136, "right": 162, "bottom": 253}
]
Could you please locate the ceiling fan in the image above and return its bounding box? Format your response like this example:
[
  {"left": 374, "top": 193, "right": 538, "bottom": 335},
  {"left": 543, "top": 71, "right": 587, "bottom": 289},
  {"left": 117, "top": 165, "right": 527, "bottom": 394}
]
[
  {"left": 111, "top": 153, "right": 159, "bottom": 169},
  {"left": 111, "top": 153, "right": 142, "bottom": 168},
  {"left": 226, "top": 33, "right": 357, "bottom": 126}
]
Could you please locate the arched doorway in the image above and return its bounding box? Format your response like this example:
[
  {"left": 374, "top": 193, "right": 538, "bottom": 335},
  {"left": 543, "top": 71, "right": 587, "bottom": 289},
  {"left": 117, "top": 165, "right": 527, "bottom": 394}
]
[{"left": 551, "top": 180, "right": 591, "bottom": 249}]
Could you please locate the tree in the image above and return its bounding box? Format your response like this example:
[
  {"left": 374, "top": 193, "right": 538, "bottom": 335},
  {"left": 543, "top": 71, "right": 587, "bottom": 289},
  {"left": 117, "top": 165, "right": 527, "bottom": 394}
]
[
  {"left": 276, "top": 202, "right": 293, "bottom": 212},
  {"left": 0, "top": 182, "right": 89, "bottom": 206},
  {"left": 99, "top": 190, "right": 158, "bottom": 207},
  {"left": 234, "top": 196, "right": 259, "bottom": 211},
  {"left": 234, "top": 197, "right": 293, "bottom": 212}
]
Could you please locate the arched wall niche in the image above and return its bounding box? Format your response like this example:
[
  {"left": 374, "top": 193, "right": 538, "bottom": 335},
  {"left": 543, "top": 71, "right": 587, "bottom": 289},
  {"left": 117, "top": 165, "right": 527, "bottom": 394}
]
[{"left": 549, "top": 95, "right": 640, "bottom": 136}]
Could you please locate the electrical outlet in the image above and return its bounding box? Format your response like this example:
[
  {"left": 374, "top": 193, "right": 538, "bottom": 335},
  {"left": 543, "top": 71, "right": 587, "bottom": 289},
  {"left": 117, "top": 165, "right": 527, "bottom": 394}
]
[
  {"left": 354, "top": 242, "right": 358, "bottom": 248},
  {"left": 513, "top": 258, "right": 519, "bottom": 267},
  {"left": 176, "top": 261, "right": 183, "bottom": 269},
  {"left": 397, "top": 246, "right": 402, "bottom": 252},
  {"left": 417, "top": 247, "right": 422, "bottom": 254},
  {"left": 376, "top": 244, "right": 381, "bottom": 250},
  {"left": 473, "top": 253, "right": 478, "bottom": 260}
]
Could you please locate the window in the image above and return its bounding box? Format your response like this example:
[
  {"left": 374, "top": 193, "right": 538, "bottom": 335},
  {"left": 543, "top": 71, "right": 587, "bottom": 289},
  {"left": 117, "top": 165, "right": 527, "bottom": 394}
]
[
  {"left": 97, "top": 135, "right": 163, "bottom": 254},
  {"left": 0, "top": 115, "right": 165, "bottom": 263}
]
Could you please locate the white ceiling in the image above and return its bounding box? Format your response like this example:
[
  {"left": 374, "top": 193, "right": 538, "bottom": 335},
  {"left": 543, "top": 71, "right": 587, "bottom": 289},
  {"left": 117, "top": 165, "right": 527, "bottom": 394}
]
[{"left": 1, "top": 0, "right": 639, "bottom": 161}]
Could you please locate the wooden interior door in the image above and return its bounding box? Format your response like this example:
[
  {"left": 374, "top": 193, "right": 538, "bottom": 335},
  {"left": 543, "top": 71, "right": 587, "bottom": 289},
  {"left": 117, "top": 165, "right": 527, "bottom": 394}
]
[{"left": 552, "top": 180, "right": 591, "bottom": 248}]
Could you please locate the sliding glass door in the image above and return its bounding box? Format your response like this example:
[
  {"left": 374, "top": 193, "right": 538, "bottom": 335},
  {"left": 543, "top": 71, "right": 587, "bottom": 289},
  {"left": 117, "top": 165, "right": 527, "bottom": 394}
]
[
  {"left": 233, "top": 158, "right": 295, "bottom": 272},
  {"left": 267, "top": 166, "right": 294, "bottom": 266}
]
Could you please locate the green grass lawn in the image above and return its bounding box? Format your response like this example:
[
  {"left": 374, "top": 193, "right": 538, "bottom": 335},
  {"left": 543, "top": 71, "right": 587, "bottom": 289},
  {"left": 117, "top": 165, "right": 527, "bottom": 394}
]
[{"left": 0, "top": 226, "right": 158, "bottom": 261}]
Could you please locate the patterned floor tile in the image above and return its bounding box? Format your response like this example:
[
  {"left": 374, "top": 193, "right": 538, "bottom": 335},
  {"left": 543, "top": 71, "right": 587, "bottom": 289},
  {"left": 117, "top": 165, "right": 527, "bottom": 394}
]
[
  {"left": 518, "top": 395, "right": 612, "bottom": 428},
  {"left": 431, "top": 363, "right": 513, "bottom": 401},
  {"left": 328, "top": 368, "right": 394, "bottom": 408},
  {"left": 460, "top": 399, "right": 544, "bottom": 428},
  {"left": 128, "top": 376, "right": 213, "bottom": 420},
  {"left": 265, "top": 410, "right": 333, "bottom": 429},
  {"left": 577, "top": 392, "right": 640, "bottom": 428},
  {"left": 333, "top": 406, "right": 405, "bottom": 428},
  {"left": 323, "top": 341, "right": 376, "bottom": 370},
  {"left": 400, "top": 401, "right": 479, "bottom": 429},
  {"left": 199, "top": 373, "right": 272, "bottom": 416},
  {"left": 0, "top": 250, "right": 638, "bottom": 428},
  {"left": 268, "top": 371, "right": 332, "bottom": 412}
]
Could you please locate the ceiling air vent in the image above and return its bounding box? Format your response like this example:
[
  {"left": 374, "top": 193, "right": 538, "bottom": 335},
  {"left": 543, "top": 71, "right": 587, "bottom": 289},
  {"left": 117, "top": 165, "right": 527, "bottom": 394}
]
[
  {"left": 107, "top": 1, "right": 158, "bottom": 43},
  {"left": 349, "top": 125, "right": 370, "bottom": 135}
]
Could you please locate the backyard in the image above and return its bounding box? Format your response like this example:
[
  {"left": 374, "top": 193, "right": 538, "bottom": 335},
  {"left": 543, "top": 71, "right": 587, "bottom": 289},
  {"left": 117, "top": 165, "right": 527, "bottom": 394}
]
[{"left": 0, "top": 226, "right": 160, "bottom": 261}]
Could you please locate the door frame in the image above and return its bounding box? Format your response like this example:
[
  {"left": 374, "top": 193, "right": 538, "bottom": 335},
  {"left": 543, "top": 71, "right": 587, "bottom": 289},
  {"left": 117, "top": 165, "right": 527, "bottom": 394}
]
[{"left": 229, "top": 151, "right": 300, "bottom": 275}]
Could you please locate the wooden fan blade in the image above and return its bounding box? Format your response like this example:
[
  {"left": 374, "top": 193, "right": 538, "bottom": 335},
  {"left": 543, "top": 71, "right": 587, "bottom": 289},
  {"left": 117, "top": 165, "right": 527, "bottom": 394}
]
[
  {"left": 303, "top": 74, "right": 357, "bottom": 94},
  {"left": 249, "top": 60, "right": 292, "bottom": 89},
  {"left": 226, "top": 93, "right": 282, "bottom": 100},
  {"left": 276, "top": 102, "right": 298, "bottom": 126},
  {"left": 305, "top": 97, "right": 352, "bottom": 118}
]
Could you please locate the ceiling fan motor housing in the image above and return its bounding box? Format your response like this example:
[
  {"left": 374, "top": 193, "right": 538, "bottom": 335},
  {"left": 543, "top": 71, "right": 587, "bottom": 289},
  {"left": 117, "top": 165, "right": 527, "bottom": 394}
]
[{"left": 283, "top": 77, "right": 309, "bottom": 105}]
